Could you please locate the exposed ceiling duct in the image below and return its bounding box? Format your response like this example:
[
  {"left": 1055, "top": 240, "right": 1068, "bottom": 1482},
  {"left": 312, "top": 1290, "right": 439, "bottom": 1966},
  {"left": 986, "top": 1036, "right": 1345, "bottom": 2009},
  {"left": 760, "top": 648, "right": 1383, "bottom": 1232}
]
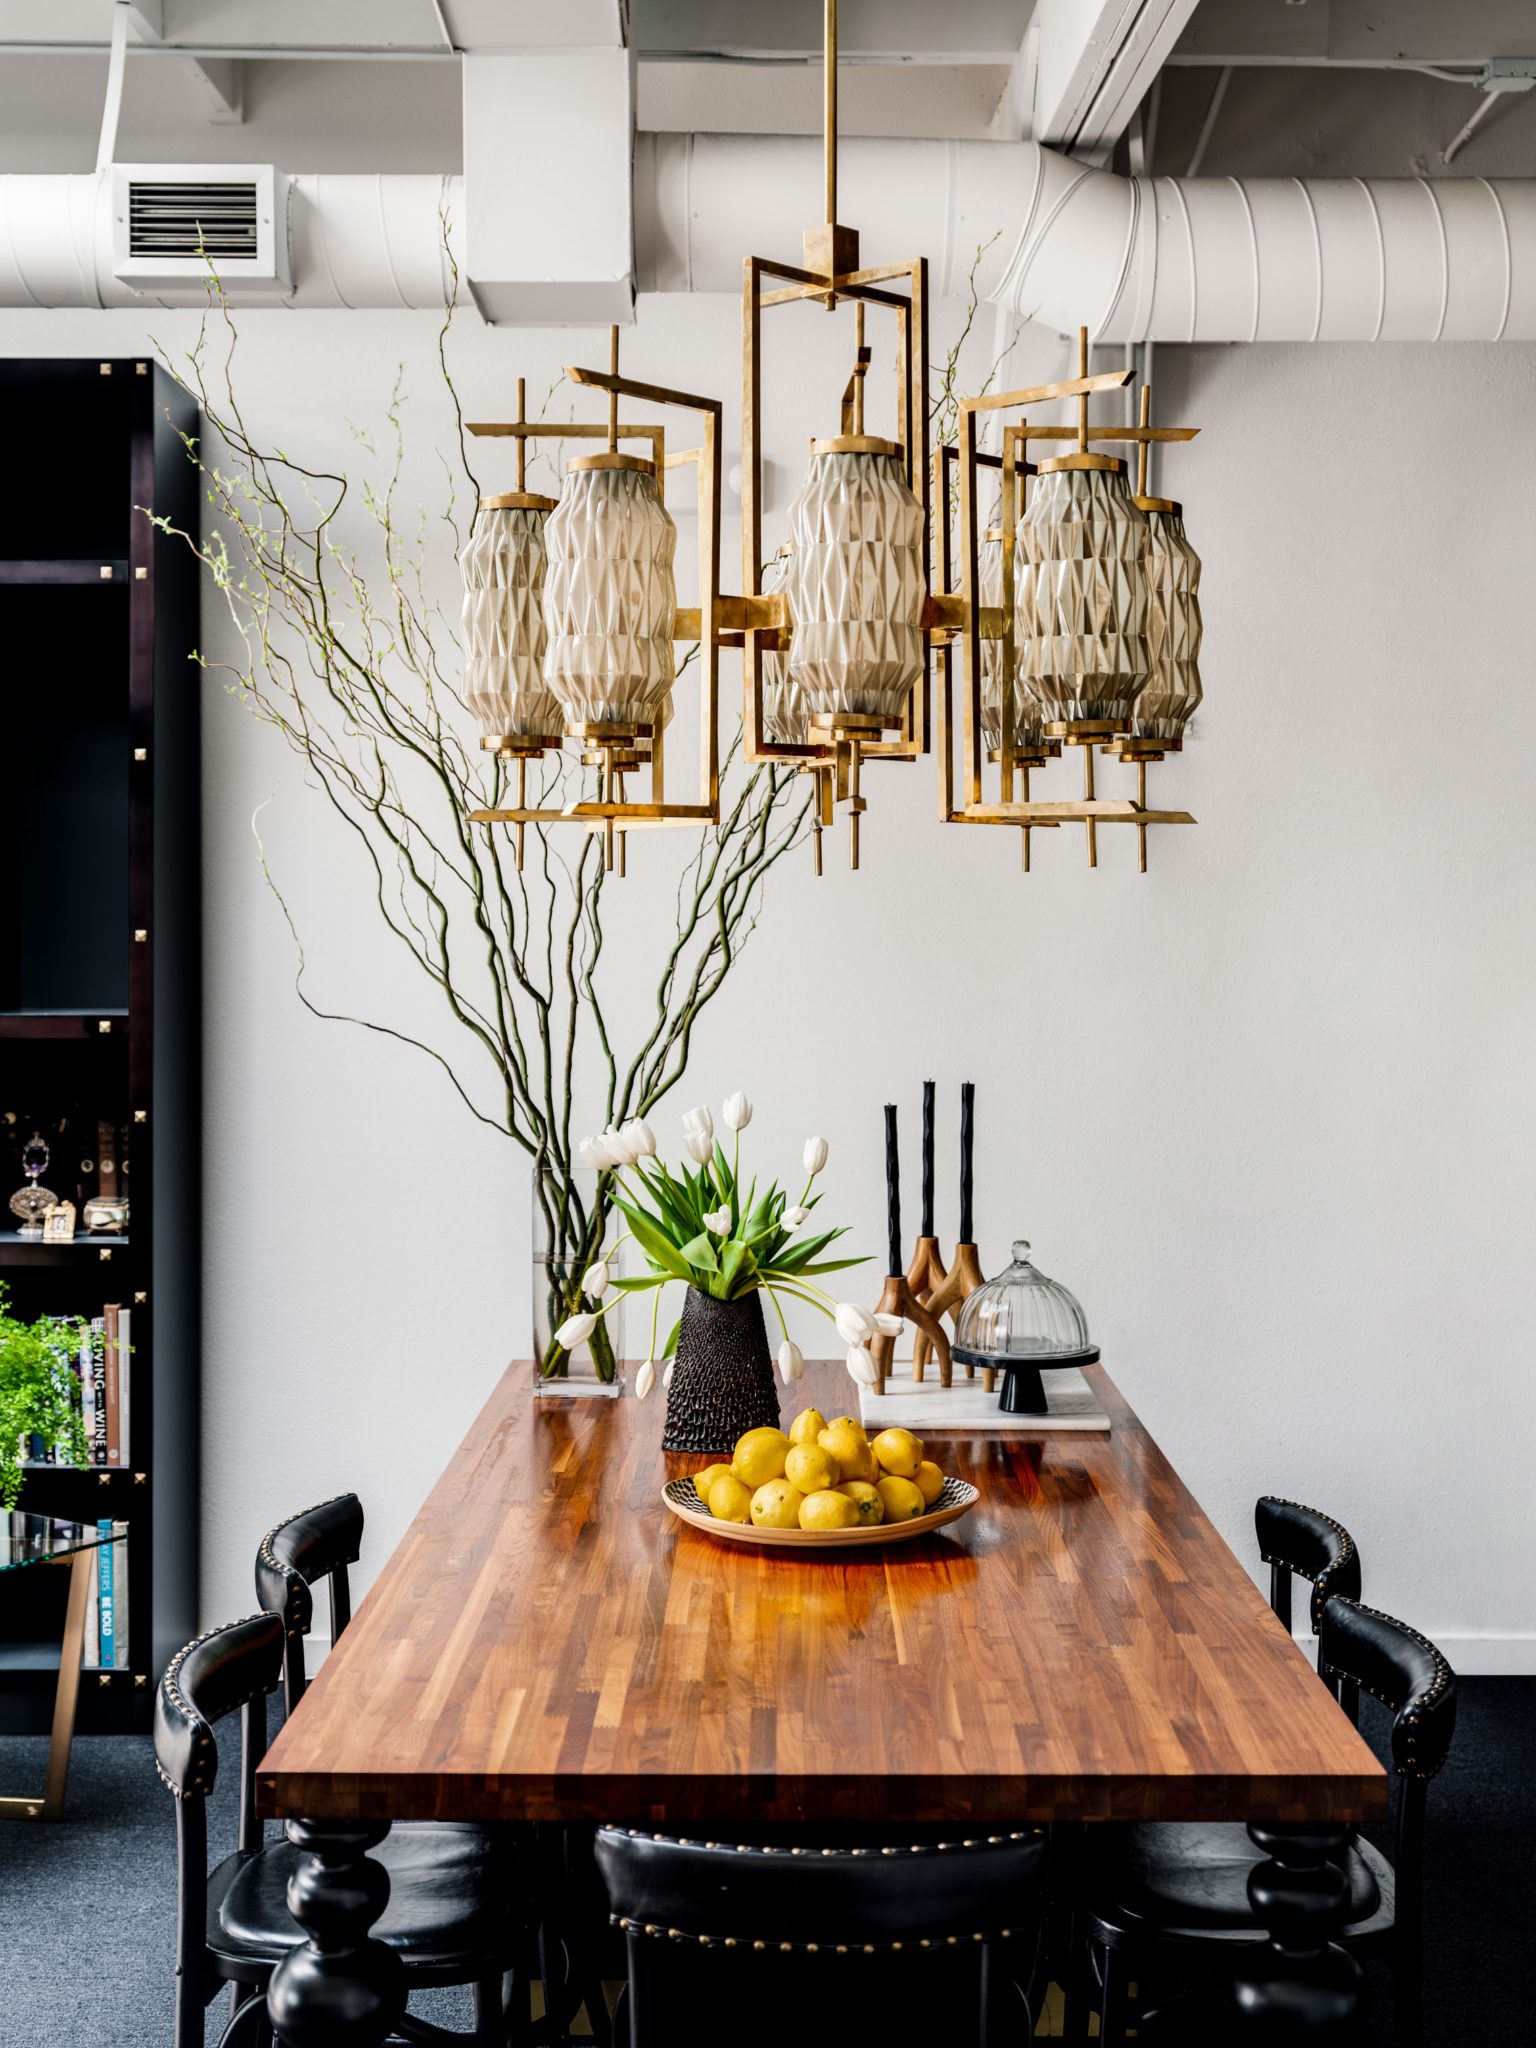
[{"left": 2, "top": 137, "right": 1535, "bottom": 339}]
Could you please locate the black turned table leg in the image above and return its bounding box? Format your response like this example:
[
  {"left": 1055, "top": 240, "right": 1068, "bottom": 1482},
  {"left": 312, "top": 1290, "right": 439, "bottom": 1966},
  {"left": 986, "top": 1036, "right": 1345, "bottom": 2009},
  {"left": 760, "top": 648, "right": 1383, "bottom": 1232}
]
[
  {"left": 1236, "top": 1823, "right": 1366, "bottom": 2041},
  {"left": 266, "top": 1820, "right": 406, "bottom": 2048}
]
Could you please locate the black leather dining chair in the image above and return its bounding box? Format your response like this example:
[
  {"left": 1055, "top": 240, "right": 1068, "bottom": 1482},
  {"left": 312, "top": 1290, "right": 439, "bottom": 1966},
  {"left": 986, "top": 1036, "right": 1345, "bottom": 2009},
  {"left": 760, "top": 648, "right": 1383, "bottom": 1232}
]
[
  {"left": 1257, "top": 1495, "right": 1363, "bottom": 1719},
  {"left": 254, "top": 1490, "right": 364, "bottom": 1716},
  {"left": 1076, "top": 1597, "right": 1456, "bottom": 2048},
  {"left": 156, "top": 1611, "right": 529, "bottom": 2048},
  {"left": 594, "top": 1825, "right": 1051, "bottom": 2045}
]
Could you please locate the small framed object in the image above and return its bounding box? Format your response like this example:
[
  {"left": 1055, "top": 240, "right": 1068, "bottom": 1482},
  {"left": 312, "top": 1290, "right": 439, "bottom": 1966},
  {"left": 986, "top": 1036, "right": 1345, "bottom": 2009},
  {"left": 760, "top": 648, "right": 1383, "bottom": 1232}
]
[{"left": 41, "top": 1201, "right": 77, "bottom": 1242}]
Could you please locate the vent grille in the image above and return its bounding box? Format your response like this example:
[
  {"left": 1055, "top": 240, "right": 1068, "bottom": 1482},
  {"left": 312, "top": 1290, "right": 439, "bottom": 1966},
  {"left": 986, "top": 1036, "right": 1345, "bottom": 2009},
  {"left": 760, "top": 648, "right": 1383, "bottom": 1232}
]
[{"left": 127, "top": 180, "right": 259, "bottom": 261}]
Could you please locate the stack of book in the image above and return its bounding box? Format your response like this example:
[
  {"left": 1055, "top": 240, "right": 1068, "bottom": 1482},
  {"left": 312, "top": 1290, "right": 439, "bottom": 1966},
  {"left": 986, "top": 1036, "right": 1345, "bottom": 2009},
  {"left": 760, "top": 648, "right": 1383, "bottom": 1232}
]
[
  {"left": 25, "top": 1304, "right": 132, "bottom": 1468},
  {"left": 49, "top": 1517, "right": 132, "bottom": 1669}
]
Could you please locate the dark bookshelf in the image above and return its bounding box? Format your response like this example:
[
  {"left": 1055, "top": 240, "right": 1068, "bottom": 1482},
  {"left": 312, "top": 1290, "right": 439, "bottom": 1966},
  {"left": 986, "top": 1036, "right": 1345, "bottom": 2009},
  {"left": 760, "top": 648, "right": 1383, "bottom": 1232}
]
[{"left": 1, "top": 358, "right": 200, "bottom": 1735}]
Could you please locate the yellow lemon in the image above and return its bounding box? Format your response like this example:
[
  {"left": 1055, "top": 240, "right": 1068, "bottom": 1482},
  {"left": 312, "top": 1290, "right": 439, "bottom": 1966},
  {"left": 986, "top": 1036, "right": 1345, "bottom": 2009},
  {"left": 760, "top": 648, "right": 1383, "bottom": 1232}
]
[
  {"left": 799, "top": 1489, "right": 862, "bottom": 1532},
  {"left": 819, "top": 1417, "right": 874, "bottom": 1481},
  {"left": 750, "top": 1479, "right": 806, "bottom": 1529},
  {"left": 876, "top": 1475, "right": 926, "bottom": 1523},
  {"left": 707, "top": 1474, "right": 753, "bottom": 1523},
  {"left": 731, "top": 1428, "right": 791, "bottom": 1490},
  {"left": 692, "top": 1463, "right": 733, "bottom": 1504},
  {"left": 836, "top": 1479, "right": 885, "bottom": 1525},
  {"left": 872, "top": 1427, "right": 924, "bottom": 1479},
  {"left": 789, "top": 1407, "right": 828, "bottom": 1448},
  {"left": 785, "top": 1443, "right": 839, "bottom": 1495},
  {"left": 914, "top": 1460, "right": 946, "bottom": 1507}
]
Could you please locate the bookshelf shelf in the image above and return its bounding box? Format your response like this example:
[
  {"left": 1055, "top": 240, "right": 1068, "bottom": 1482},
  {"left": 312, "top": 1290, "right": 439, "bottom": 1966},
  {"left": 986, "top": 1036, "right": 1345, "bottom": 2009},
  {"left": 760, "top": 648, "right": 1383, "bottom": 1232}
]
[{"left": 1, "top": 357, "right": 200, "bottom": 1741}]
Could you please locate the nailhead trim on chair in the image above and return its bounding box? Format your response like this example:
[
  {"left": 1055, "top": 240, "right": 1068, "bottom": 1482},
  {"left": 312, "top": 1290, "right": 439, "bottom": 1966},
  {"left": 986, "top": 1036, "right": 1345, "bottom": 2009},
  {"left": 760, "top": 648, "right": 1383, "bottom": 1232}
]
[
  {"left": 1257, "top": 1496, "right": 1358, "bottom": 1630},
  {"left": 155, "top": 1615, "right": 274, "bottom": 1800},
  {"left": 1320, "top": 1600, "right": 1455, "bottom": 1780},
  {"left": 257, "top": 1493, "right": 359, "bottom": 1637},
  {"left": 602, "top": 1829, "right": 1042, "bottom": 1951}
]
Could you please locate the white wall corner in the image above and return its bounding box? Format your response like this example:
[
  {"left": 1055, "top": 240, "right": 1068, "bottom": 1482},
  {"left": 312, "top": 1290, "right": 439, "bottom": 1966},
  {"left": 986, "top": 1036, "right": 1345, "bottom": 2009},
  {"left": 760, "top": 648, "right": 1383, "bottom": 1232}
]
[{"left": 462, "top": 48, "right": 636, "bottom": 326}]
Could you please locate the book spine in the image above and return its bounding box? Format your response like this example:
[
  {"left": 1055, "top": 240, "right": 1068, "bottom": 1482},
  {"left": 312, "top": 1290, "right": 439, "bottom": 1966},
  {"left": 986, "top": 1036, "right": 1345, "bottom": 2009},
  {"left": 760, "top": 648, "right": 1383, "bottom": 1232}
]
[
  {"left": 96, "top": 1522, "right": 115, "bottom": 1669},
  {"left": 104, "top": 1304, "right": 121, "bottom": 1467},
  {"left": 118, "top": 1308, "right": 131, "bottom": 1467},
  {"left": 90, "top": 1317, "right": 106, "bottom": 1467},
  {"left": 78, "top": 1322, "right": 91, "bottom": 1462},
  {"left": 82, "top": 1542, "right": 99, "bottom": 1668},
  {"left": 112, "top": 1523, "right": 129, "bottom": 1669}
]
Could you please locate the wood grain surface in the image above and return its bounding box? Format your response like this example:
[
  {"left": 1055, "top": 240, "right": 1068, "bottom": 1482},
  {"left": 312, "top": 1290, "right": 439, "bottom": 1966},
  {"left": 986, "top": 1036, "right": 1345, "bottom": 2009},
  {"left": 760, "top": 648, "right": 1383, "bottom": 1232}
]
[{"left": 258, "top": 1363, "right": 1385, "bottom": 1828}]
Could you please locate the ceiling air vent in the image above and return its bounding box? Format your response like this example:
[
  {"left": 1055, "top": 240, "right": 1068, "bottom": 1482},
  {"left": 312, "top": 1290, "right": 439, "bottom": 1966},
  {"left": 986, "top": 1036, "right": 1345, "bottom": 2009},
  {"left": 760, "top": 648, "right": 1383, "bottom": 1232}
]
[{"left": 110, "top": 164, "right": 290, "bottom": 296}]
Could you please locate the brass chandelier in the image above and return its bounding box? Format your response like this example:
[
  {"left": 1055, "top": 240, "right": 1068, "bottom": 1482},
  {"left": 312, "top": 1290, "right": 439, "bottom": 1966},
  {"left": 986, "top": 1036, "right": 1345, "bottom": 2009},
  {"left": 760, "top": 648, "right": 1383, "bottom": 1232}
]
[{"left": 463, "top": 0, "right": 1206, "bottom": 877}]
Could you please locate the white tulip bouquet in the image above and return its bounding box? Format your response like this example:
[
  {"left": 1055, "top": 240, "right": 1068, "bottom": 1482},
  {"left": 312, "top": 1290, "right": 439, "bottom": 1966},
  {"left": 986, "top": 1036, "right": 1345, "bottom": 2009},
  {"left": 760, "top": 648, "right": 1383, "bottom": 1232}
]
[{"left": 560, "top": 1096, "right": 898, "bottom": 1398}]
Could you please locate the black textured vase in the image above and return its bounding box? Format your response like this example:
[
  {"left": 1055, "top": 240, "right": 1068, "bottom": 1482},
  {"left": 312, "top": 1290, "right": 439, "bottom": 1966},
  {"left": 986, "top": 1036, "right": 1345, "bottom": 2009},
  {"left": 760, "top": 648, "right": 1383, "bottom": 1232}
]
[{"left": 661, "top": 1288, "right": 780, "bottom": 1453}]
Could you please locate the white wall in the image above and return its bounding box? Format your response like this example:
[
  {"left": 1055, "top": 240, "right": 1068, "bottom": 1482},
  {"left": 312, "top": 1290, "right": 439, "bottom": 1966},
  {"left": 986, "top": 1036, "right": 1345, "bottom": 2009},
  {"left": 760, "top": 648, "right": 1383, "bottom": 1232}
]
[{"left": 4, "top": 295, "right": 1534, "bottom": 1672}]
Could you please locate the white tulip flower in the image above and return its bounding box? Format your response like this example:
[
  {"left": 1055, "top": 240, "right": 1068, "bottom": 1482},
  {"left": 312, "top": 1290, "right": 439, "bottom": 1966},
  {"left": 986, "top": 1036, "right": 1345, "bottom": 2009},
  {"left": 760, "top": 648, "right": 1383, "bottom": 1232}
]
[
  {"left": 777, "top": 1339, "right": 805, "bottom": 1385},
  {"left": 683, "top": 1128, "right": 714, "bottom": 1167},
  {"left": 634, "top": 1359, "right": 657, "bottom": 1399},
  {"left": 554, "top": 1310, "right": 597, "bottom": 1349},
  {"left": 722, "top": 1091, "right": 753, "bottom": 1132},
  {"left": 782, "top": 1205, "right": 810, "bottom": 1229},
  {"left": 682, "top": 1105, "right": 714, "bottom": 1141},
  {"left": 663, "top": 1359, "right": 675, "bottom": 1390},
  {"left": 834, "top": 1302, "right": 876, "bottom": 1347},
  {"left": 581, "top": 1260, "right": 611, "bottom": 1299},
  {"left": 623, "top": 1117, "right": 657, "bottom": 1158},
  {"left": 703, "top": 1206, "right": 732, "bottom": 1235},
  {"left": 873, "top": 1311, "right": 904, "bottom": 1337},
  {"left": 604, "top": 1125, "right": 638, "bottom": 1167},
  {"left": 803, "top": 1136, "right": 828, "bottom": 1176},
  {"left": 577, "top": 1135, "right": 610, "bottom": 1172},
  {"left": 846, "top": 1345, "right": 878, "bottom": 1387}
]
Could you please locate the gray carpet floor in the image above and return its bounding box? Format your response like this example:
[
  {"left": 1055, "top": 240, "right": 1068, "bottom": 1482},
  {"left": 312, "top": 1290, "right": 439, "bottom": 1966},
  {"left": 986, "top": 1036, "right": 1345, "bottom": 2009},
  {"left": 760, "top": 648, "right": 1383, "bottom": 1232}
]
[{"left": 0, "top": 1678, "right": 1530, "bottom": 2046}]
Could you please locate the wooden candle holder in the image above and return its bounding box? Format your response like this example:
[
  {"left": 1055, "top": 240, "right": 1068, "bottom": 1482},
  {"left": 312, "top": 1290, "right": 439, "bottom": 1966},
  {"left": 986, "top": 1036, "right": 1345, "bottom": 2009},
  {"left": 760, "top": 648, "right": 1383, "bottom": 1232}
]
[
  {"left": 870, "top": 1272, "right": 954, "bottom": 1395},
  {"left": 905, "top": 1233, "right": 949, "bottom": 1302},
  {"left": 912, "top": 1240, "right": 991, "bottom": 1389}
]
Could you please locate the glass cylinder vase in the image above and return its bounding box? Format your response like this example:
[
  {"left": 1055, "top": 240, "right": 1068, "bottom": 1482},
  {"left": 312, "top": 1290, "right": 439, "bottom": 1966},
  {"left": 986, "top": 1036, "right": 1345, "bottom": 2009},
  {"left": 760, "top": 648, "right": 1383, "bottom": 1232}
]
[{"left": 531, "top": 1166, "right": 625, "bottom": 1398}]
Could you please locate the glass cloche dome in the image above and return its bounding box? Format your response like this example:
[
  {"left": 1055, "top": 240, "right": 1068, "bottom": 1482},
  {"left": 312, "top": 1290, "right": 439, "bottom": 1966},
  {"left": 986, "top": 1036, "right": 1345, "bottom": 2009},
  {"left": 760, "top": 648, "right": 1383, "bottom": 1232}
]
[{"left": 953, "top": 1241, "right": 1099, "bottom": 1413}]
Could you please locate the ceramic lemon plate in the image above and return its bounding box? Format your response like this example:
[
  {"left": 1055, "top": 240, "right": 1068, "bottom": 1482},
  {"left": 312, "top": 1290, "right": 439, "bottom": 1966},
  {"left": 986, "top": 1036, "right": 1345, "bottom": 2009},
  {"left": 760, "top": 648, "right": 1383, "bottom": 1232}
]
[{"left": 662, "top": 1472, "right": 979, "bottom": 1549}]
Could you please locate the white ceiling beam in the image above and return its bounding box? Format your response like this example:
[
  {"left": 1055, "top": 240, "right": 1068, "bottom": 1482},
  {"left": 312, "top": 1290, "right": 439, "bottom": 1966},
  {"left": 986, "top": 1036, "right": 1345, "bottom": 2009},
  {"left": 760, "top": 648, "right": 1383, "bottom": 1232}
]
[
  {"left": 439, "top": 0, "right": 626, "bottom": 47},
  {"left": 121, "top": 0, "right": 245, "bottom": 124},
  {"left": 1028, "top": 0, "right": 1203, "bottom": 155}
]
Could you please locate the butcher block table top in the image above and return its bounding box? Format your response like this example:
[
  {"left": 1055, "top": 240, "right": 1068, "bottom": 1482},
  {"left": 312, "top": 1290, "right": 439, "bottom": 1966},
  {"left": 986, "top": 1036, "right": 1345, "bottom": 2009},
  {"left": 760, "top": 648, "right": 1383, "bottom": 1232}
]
[{"left": 258, "top": 1360, "right": 1385, "bottom": 1828}]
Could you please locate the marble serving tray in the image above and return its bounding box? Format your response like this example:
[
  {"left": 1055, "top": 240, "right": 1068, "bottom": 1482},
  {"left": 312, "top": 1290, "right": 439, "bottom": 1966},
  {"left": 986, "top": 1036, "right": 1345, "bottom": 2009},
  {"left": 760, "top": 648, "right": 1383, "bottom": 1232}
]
[{"left": 859, "top": 1366, "right": 1111, "bottom": 1434}]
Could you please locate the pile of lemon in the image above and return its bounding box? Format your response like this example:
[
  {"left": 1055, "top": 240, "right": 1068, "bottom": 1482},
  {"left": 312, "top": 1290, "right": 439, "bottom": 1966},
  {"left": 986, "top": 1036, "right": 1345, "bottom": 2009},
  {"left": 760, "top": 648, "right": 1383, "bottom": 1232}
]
[{"left": 693, "top": 1410, "right": 948, "bottom": 1532}]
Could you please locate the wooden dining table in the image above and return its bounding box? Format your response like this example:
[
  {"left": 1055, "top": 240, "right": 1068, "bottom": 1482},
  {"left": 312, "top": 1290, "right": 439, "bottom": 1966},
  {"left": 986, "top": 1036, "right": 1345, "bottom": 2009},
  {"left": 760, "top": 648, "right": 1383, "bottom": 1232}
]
[{"left": 257, "top": 1359, "right": 1385, "bottom": 2042}]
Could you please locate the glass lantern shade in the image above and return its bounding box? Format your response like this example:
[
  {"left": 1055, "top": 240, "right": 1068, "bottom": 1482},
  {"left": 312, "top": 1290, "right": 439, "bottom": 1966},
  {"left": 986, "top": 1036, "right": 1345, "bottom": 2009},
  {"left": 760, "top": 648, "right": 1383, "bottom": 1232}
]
[
  {"left": 784, "top": 441, "right": 925, "bottom": 726},
  {"left": 761, "top": 643, "right": 811, "bottom": 745},
  {"left": 1015, "top": 456, "right": 1150, "bottom": 731},
  {"left": 460, "top": 496, "right": 564, "bottom": 745},
  {"left": 1127, "top": 498, "right": 1203, "bottom": 748},
  {"left": 978, "top": 523, "right": 1049, "bottom": 757},
  {"left": 542, "top": 457, "right": 678, "bottom": 729}
]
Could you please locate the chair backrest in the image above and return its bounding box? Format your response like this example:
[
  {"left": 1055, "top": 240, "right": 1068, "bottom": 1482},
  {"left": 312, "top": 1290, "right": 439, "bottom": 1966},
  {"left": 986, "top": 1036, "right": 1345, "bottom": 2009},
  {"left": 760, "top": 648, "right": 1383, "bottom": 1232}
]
[
  {"left": 1319, "top": 1595, "right": 1457, "bottom": 1985},
  {"left": 154, "top": 1614, "right": 284, "bottom": 2043},
  {"left": 254, "top": 1492, "right": 364, "bottom": 1715},
  {"left": 1254, "top": 1495, "right": 1361, "bottom": 1636}
]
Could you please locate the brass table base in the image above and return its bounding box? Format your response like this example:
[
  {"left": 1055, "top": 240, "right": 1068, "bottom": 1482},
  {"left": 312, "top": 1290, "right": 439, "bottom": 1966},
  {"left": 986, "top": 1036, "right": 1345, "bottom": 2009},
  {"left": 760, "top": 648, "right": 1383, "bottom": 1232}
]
[{"left": 0, "top": 1547, "right": 95, "bottom": 1822}]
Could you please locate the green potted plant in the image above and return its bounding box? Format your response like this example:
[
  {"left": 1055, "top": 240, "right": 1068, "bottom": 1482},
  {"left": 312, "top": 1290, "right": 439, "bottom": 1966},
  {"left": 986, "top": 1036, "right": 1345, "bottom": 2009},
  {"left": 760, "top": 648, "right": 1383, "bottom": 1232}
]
[
  {"left": 0, "top": 1284, "right": 88, "bottom": 1511},
  {"left": 561, "top": 1096, "right": 892, "bottom": 1452}
]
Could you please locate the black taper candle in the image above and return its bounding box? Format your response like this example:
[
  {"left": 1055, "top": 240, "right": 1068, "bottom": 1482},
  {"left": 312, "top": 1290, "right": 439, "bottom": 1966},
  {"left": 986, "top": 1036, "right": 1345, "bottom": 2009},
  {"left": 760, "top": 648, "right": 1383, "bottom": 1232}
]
[
  {"left": 921, "top": 1080, "right": 935, "bottom": 1238},
  {"left": 959, "top": 1081, "right": 975, "bottom": 1245},
  {"left": 885, "top": 1102, "right": 901, "bottom": 1277}
]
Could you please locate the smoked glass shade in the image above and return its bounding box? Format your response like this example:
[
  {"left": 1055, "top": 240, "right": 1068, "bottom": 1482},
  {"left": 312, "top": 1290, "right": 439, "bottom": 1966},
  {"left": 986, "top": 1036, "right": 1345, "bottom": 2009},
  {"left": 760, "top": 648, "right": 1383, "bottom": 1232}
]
[
  {"left": 1015, "top": 456, "right": 1150, "bottom": 731},
  {"left": 1127, "top": 499, "right": 1203, "bottom": 747},
  {"left": 978, "top": 523, "right": 1049, "bottom": 756},
  {"left": 952, "top": 1240, "right": 1092, "bottom": 1361},
  {"left": 543, "top": 459, "right": 678, "bottom": 728},
  {"left": 785, "top": 443, "right": 924, "bottom": 725},
  {"left": 460, "top": 498, "right": 562, "bottom": 744},
  {"left": 761, "top": 645, "right": 811, "bottom": 745}
]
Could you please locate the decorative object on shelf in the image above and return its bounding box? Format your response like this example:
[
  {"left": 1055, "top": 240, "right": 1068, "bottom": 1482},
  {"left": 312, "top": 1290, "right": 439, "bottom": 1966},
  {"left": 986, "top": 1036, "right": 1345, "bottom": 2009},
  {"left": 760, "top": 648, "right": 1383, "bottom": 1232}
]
[
  {"left": 672, "top": 1402, "right": 974, "bottom": 1544},
  {"left": 81, "top": 1196, "right": 129, "bottom": 1236},
  {"left": 41, "top": 1201, "right": 77, "bottom": 1243},
  {"left": 570, "top": 1097, "right": 870, "bottom": 1452},
  {"left": 0, "top": 1284, "right": 90, "bottom": 1510},
  {"left": 532, "top": 1168, "right": 625, "bottom": 1398},
  {"left": 8, "top": 1132, "right": 58, "bottom": 1236},
  {"left": 868, "top": 1103, "right": 954, "bottom": 1397},
  {"left": 464, "top": 327, "right": 725, "bottom": 873},
  {"left": 912, "top": 1078, "right": 990, "bottom": 1386},
  {"left": 952, "top": 1240, "right": 1100, "bottom": 1416}
]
